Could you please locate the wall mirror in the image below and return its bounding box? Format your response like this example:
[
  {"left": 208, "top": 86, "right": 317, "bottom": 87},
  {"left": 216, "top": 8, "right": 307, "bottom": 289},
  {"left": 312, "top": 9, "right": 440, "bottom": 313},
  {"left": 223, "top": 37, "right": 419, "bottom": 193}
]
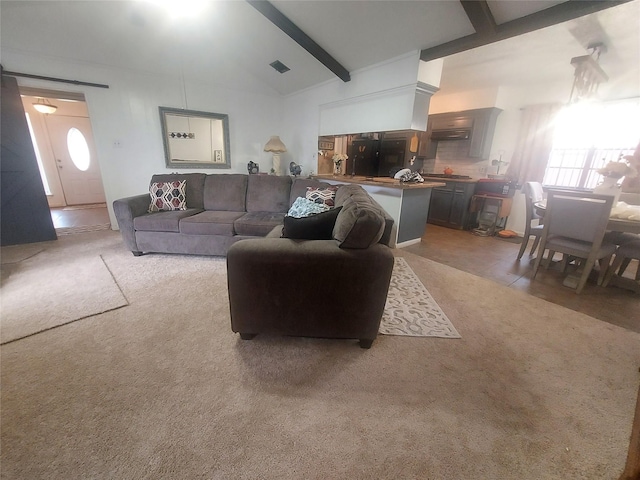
[{"left": 159, "top": 107, "right": 231, "bottom": 169}]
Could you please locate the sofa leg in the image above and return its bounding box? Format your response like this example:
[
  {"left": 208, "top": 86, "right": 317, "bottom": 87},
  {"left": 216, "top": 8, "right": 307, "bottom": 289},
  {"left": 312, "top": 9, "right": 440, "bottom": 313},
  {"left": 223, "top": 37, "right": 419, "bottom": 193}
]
[
  {"left": 132, "top": 251, "right": 144, "bottom": 257},
  {"left": 239, "top": 333, "right": 256, "bottom": 340},
  {"left": 359, "top": 339, "right": 374, "bottom": 349}
]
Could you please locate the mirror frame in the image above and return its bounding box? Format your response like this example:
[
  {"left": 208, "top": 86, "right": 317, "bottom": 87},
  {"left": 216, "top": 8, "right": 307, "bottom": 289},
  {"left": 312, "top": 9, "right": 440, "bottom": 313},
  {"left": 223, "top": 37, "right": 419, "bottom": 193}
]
[{"left": 159, "top": 106, "right": 231, "bottom": 169}]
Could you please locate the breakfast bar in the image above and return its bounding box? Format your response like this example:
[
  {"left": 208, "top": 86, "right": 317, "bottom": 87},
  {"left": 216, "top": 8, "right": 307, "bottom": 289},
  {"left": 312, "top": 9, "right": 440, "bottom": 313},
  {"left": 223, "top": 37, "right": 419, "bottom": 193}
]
[{"left": 314, "top": 175, "right": 445, "bottom": 247}]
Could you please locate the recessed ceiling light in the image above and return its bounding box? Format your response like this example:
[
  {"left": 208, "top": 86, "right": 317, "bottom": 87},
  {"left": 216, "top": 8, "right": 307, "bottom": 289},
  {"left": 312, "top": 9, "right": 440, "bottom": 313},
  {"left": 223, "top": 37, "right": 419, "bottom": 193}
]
[{"left": 270, "top": 60, "right": 290, "bottom": 74}]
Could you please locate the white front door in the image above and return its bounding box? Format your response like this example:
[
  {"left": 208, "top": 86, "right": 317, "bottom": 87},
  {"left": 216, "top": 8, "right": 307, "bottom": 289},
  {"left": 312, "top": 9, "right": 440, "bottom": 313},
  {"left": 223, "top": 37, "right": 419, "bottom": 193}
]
[{"left": 45, "top": 115, "right": 106, "bottom": 206}]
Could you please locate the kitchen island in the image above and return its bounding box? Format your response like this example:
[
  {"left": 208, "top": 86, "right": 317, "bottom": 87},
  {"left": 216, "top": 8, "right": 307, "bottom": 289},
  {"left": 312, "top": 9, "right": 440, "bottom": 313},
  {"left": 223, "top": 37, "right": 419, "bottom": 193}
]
[{"left": 314, "top": 174, "right": 445, "bottom": 248}]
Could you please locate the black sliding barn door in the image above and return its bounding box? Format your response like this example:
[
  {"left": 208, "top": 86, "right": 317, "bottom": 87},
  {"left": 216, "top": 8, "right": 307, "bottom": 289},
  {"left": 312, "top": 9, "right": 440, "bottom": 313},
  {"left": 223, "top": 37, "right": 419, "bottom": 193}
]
[{"left": 1, "top": 74, "right": 57, "bottom": 245}]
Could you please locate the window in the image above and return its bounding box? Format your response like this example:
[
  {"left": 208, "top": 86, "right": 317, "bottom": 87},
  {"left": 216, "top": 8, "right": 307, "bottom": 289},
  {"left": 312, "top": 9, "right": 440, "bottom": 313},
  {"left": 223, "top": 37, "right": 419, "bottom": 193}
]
[
  {"left": 67, "top": 127, "right": 91, "bottom": 171},
  {"left": 25, "top": 113, "right": 52, "bottom": 195},
  {"left": 543, "top": 99, "right": 639, "bottom": 189}
]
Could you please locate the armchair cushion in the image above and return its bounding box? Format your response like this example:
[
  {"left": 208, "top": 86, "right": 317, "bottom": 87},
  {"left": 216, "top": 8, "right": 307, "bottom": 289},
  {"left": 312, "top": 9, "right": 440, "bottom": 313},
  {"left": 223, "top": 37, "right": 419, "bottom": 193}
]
[{"left": 333, "top": 196, "right": 385, "bottom": 249}]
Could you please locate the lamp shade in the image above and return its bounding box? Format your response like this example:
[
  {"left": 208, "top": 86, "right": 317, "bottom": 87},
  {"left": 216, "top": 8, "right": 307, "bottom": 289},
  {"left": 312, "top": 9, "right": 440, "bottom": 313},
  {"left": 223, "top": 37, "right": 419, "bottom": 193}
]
[
  {"left": 263, "top": 136, "right": 287, "bottom": 153},
  {"left": 33, "top": 98, "right": 57, "bottom": 114}
]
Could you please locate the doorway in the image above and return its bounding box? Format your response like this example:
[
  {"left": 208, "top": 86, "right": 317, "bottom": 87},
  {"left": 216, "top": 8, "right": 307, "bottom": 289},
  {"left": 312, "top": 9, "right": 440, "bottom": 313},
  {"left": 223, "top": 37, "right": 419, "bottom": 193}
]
[{"left": 20, "top": 88, "right": 110, "bottom": 233}]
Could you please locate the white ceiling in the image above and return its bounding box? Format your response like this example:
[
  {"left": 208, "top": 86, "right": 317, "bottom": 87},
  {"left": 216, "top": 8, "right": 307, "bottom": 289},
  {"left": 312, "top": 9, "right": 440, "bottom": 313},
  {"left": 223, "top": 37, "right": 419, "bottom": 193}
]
[{"left": 1, "top": 0, "right": 638, "bottom": 99}]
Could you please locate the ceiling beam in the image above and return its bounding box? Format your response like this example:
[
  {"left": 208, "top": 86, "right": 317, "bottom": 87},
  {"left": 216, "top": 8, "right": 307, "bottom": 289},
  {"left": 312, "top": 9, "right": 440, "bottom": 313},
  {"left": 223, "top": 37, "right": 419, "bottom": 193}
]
[
  {"left": 460, "top": 0, "right": 496, "bottom": 36},
  {"left": 421, "top": 0, "right": 632, "bottom": 62},
  {"left": 247, "top": 0, "right": 351, "bottom": 83}
]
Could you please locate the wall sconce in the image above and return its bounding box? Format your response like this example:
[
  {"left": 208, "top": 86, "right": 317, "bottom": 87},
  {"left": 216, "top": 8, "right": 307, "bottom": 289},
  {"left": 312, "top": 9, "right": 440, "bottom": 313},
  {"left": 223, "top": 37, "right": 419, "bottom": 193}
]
[
  {"left": 264, "top": 136, "right": 287, "bottom": 175},
  {"left": 33, "top": 98, "right": 57, "bottom": 114}
]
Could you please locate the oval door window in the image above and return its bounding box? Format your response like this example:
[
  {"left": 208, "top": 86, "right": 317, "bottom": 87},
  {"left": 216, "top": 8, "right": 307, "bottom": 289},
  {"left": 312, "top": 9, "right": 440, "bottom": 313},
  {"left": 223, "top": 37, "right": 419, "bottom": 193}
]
[{"left": 67, "top": 127, "right": 91, "bottom": 171}]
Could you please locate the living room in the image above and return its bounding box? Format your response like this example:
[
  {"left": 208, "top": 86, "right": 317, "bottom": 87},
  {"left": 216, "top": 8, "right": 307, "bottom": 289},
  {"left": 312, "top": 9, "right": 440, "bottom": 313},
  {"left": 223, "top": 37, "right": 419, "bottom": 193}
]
[{"left": 2, "top": 1, "right": 639, "bottom": 478}]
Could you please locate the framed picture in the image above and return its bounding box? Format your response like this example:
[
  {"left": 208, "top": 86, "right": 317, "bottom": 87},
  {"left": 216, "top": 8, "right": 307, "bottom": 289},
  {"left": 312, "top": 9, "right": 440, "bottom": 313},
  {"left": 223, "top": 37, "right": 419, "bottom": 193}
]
[{"left": 318, "top": 140, "right": 334, "bottom": 150}]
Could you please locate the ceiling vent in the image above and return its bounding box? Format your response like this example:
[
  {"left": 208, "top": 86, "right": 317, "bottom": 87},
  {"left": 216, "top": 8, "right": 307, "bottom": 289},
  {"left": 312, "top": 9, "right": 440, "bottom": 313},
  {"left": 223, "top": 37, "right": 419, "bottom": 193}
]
[{"left": 269, "top": 60, "right": 290, "bottom": 74}]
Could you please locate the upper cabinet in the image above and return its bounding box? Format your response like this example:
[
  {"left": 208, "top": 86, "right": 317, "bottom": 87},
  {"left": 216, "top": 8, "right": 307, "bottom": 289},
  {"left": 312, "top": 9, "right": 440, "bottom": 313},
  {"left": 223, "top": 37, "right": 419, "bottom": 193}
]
[{"left": 424, "top": 107, "right": 502, "bottom": 160}]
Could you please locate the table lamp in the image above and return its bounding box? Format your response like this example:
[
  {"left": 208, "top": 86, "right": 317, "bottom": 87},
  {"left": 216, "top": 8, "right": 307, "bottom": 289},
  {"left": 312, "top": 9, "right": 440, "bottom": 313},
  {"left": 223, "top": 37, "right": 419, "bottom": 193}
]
[{"left": 264, "top": 136, "right": 287, "bottom": 175}]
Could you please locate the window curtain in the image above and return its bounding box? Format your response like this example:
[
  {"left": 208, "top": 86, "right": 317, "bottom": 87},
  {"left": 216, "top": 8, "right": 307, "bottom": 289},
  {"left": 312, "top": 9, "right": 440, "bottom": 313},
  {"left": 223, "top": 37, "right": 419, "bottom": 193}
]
[{"left": 506, "top": 103, "right": 562, "bottom": 186}]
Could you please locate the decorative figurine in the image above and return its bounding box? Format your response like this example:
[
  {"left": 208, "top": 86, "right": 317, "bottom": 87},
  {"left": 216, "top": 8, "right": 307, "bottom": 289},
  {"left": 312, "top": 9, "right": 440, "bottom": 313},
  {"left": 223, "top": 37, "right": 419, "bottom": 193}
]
[
  {"left": 289, "top": 161, "right": 302, "bottom": 177},
  {"left": 247, "top": 161, "right": 259, "bottom": 174}
]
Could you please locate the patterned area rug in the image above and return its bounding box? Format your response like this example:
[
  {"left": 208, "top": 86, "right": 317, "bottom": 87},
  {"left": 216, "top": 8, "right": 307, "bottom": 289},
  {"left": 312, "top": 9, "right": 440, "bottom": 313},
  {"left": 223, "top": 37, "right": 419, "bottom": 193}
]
[
  {"left": 380, "top": 257, "right": 461, "bottom": 338},
  {"left": 56, "top": 223, "right": 111, "bottom": 235}
]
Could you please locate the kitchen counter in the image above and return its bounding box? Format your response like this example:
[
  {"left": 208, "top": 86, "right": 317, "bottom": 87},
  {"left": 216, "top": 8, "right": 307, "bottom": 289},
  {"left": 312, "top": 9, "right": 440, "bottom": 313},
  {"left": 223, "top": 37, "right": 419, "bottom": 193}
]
[
  {"left": 422, "top": 175, "right": 479, "bottom": 184},
  {"left": 313, "top": 174, "right": 445, "bottom": 189},
  {"left": 313, "top": 175, "right": 444, "bottom": 248}
]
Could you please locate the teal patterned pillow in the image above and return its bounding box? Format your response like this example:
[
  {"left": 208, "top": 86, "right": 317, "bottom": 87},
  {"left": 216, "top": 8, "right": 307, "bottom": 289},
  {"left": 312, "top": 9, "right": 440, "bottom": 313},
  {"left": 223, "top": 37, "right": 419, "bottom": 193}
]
[{"left": 287, "top": 197, "right": 330, "bottom": 218}]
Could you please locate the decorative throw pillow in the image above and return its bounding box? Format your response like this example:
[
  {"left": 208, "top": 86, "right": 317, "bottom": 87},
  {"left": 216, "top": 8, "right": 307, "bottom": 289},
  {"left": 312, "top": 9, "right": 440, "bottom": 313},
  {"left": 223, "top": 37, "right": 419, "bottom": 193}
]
[
  {"left": 148, "top": 180, "right": 187, "bottom": 212},
  {"left": 287, "top": 197, "right": 330, "bottom": 218},
  {"left": 282, "top": 207, "right": 343, "bottom": 240},
  {"left": 306, "top": 186, "right": 338, "bottom": 207}
]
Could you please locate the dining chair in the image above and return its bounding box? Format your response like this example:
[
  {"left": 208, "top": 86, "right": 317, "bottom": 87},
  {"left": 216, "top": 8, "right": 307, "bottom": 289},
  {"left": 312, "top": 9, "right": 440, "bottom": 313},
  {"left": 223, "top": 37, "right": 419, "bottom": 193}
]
[
  {"left": 517, "top": 181, "right": 545, "bottom": 260},
  {"left": 602, "top": 238, "right": 640, "bottom": 287},
  {"left": 531, "top": 190, "right": 617, "bottom": 294}
]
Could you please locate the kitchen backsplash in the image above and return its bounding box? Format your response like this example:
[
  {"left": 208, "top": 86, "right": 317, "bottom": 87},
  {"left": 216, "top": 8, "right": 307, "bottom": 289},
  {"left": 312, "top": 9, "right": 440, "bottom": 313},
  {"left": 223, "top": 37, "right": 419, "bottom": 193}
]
[{"left": 422, "top": 140, "right": 489, "bottom": 178}]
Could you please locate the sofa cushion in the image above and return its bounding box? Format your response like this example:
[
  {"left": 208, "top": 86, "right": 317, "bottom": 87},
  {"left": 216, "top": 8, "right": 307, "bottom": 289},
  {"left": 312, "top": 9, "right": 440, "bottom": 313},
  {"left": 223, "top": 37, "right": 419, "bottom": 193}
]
[
  {"left": 150, "top": 173, "right": 206, "bottom": 209},
  {"left": 148, "top": 180, "right": 187, "bottom": 212},
  {"left": 334, "top": 183, "right": 365, "bottom": 207},
  {"left": 287, "top": 197, "right": 330, "bottom": 218},
  {"left": 246, "top": 175, "right": 292, "bottom": 213},
  {"left": 306, "top": 186, "right": 338, "bottom": 207},
  {"left": 234, "top": 211, "right": 287, "bottom": 236},
  {"left": 203, "top": 174, "right": 248, "bottom": 212},
  {"left": 134, "top": 208, "right": 203, "bottom": 233},
  {"left": 333, "top": 197, "right": 385, "bottom": 249},
  {"left": 180, "top": 211, "right": 246, "bottom": 236},
  {"left": 282, "top": 207, "right": 343, "bottom": 240},
  {"left": 289, "top": 178, "right": 334, "bottom": 206}
]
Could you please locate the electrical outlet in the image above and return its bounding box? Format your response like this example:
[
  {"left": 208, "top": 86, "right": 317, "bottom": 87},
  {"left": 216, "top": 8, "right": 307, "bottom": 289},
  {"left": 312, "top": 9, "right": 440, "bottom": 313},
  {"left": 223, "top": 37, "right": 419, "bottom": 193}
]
[{"left": 113, "top": 139, "right": 122, "bottom": 148}]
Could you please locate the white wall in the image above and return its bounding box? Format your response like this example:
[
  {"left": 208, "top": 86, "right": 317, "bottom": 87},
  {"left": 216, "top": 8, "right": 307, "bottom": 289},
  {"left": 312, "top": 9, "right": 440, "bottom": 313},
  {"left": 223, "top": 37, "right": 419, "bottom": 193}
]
[{"left": 3, "top": 51, "right": 283, "bottom": 226}]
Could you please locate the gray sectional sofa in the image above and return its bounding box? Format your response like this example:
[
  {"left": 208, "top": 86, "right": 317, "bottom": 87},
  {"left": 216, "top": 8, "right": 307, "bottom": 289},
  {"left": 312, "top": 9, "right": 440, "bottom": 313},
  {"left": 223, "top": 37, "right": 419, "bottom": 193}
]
[
  {"left": 114, "top": 172, "right": 396, "bottom": 348},
  {"left": 112, "top": 172, "right": 393, "bottom": 256}
]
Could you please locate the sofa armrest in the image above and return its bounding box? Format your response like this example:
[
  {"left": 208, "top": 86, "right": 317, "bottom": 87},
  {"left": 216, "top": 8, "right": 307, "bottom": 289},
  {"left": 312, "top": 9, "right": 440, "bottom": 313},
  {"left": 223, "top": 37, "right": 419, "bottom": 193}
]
[
  {"left": 227, "top": 238, "right": 394, "bottom": 344},
  {"left": 113, "top": 194, "right": 149, "bottom": 254}
]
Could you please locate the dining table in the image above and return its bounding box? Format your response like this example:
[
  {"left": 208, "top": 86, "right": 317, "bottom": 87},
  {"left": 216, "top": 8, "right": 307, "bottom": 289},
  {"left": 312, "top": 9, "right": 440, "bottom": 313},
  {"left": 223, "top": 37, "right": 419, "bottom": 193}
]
[{"left": 533, "top": 196, "right": 640, "bottom": 291}]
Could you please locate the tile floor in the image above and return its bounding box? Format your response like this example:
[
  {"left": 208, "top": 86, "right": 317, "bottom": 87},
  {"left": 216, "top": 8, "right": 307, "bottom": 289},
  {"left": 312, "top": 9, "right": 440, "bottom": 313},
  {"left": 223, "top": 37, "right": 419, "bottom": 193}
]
[
  {"left": 403, "top": 224, "right": 640, "bottom": 333},
  {"left": 50, "top": 204, "right": 111, "bottom": 234}
]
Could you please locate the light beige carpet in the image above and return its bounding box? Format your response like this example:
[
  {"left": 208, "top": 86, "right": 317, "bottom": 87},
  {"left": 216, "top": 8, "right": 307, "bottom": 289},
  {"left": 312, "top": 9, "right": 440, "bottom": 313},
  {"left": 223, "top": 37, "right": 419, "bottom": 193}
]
[
  {"left": 1, "top": 239, "right": 128, "bottom": 344},
  {"left": 1, "top": 230, "right": 639, "bottom": 479}
]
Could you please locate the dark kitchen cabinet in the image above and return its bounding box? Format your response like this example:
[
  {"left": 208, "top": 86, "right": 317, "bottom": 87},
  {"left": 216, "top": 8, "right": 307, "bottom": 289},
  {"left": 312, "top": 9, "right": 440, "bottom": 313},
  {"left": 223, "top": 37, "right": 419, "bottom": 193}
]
[
  {"left": 427, "top": 181, "right": 476, "bottom": 229},
  {"left": 424, "top": 107, "right": 502, "bottom": 159}
]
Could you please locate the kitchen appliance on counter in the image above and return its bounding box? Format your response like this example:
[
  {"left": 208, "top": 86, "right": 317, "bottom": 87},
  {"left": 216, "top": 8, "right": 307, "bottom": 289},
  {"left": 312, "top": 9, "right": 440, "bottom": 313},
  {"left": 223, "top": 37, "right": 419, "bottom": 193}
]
[{"left": 475, "top": 178, "right": 518, "bottom": 197}]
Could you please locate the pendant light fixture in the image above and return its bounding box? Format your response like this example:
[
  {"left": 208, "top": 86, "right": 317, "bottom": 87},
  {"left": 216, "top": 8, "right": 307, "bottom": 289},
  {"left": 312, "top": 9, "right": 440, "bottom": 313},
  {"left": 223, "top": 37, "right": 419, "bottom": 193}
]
[{"left": 33, "top": 98, "right": 57, "bottom": 114}]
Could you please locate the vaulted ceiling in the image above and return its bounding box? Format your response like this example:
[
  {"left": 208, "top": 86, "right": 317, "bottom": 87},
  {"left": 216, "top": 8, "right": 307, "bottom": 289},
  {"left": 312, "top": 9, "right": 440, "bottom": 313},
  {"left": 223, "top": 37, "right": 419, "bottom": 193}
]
[{"left": 1, "top": 0, "right": 638, "bottom": 100}]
